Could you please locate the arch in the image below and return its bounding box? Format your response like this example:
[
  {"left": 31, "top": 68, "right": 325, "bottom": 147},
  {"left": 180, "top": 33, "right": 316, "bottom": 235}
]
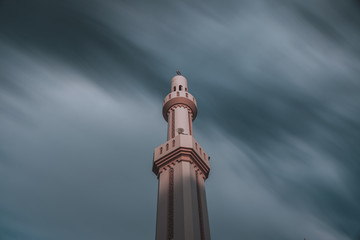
[
  {"left": 173, "top": 86, "right": 176, "bottom": 91},
  {"left": 179, "top": 85, "right": 183, "bottom": 91}
]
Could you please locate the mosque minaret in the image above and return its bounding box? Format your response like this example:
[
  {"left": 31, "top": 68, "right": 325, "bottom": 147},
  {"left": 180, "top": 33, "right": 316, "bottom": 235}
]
[{"left": 153, "top": 72, "right": 211, "bottom": 240}]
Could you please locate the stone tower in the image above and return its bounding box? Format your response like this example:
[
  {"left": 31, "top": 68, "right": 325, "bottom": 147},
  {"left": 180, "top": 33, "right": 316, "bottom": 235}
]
[{"left": 153, "top": 72, "right": 211, "bottom": 240}]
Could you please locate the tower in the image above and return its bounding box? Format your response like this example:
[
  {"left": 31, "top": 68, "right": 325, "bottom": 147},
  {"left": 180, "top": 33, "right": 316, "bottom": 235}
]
[{"left": 153, "top": 72, "right": 211, "bottom": 240}]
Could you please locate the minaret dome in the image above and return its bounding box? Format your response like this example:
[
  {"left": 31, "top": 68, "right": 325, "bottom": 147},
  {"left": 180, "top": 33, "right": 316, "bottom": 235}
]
[{"left": 171, "top": 75, "right": 188, "bottom": 92}]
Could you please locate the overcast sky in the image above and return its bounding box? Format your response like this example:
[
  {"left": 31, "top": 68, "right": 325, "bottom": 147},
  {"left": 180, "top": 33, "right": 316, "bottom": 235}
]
[{"left": 1, "top": 0, "right": 360, "bottom": 239}]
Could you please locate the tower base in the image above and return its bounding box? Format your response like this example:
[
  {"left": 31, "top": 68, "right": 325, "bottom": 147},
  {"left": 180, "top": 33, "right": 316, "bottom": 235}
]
[{"left": 153, "top": 135, "right": 211, "bottom": 240}]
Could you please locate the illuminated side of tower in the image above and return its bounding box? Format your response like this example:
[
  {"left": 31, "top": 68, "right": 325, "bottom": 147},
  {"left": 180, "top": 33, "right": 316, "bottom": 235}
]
[{"left": 153, "top": 72, "right": 211, "bottom": 240}]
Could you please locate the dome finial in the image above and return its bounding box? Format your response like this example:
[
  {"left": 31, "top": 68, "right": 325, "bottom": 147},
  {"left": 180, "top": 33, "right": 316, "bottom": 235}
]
[{"left": 176, "top": 70, "right": 182, "bottom": 76}]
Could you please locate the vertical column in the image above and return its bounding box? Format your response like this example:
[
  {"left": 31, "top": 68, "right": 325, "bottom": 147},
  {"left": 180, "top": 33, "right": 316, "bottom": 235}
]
[
  {"left": 197, "top": 174, "right": 211, "bottom": 240},
  {"left": 168, "top": 167, "right": 174, "bottom": 239},
  {"left": 167, "top": 111, "right": 171, "bottom": 140},
  {"left": 172, "top": 110, "right": 175, "bottom": 139},
  {"left": 167, "top": 109, "right": 176, "bottom": 140},
  {"left": 174, "top": 106, "right": 190, "bottom": 136},
  {"left": 173, "top": 161, "right": 201, "bottom": 240},
  {"left": 155, "top": 170, "right": 170, "bottom": 240},
  {"left": 188, "top": 112, "right": 193, "bottom": 136}
]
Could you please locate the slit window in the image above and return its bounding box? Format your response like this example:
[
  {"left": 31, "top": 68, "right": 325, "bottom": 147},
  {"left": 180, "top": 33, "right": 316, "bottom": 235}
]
[{"left": 160, "top": 147, "right": 163, "bottom": 154}]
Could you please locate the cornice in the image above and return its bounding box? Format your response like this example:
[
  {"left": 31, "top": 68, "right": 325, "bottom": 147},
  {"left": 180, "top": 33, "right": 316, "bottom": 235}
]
[{"left": 153, "top": 147, "right": 210, "bottom": 179}]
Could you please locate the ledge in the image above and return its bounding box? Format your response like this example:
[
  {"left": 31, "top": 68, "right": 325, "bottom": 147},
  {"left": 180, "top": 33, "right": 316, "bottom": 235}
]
[
  {"left": 153, "top": 135, "right": 210, "bottom": 178},
  {"left": 162, "top": 92, "right": 197, "bottom": 121}
]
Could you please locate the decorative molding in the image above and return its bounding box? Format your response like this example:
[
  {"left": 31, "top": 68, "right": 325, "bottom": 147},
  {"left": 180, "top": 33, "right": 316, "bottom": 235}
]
[
  {"left": 163, "top": 97, "right": 197, "bottom": 121},
  {"left": 167, "top": 167, "right": 174, "bottom": 240},
  {"left": 171, "top": 110, "right": 175, "bottom": 138},
  {"left": 188, "top": 113, "right": 193, "bottom": 135},
  {"left": 196, "top": 172, "right": 205, "bottom": 240},
  {"left": 153, "top": 147, "right": 210, "bottom": 179}
]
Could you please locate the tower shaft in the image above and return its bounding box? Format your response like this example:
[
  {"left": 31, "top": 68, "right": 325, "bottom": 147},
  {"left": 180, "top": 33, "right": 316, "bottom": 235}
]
[{"left": 153, "top": 74, "right": 211, "bottom": 240}]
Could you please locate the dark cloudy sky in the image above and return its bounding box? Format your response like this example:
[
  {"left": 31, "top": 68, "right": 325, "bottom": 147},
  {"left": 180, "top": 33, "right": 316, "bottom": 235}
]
[{"left": 1, "top": 0, "right": 360, "bottom": 239}]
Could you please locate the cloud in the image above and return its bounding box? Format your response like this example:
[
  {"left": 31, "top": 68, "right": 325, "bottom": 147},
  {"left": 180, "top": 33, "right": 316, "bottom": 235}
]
[
  {"left": 1, "top": 0, "right": 360, "bottom": 239},
  {"left": 0, "top": 47, "right": 163, "bottom": 239}
]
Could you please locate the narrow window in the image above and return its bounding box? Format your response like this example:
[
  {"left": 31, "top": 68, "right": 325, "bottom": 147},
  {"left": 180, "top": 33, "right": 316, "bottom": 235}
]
[
  {"left": 166, "top": 144, "right": 169, "bottom": 151},
  {"left": 173, "top": 86, "right": 176, "bottom": 91},
  {"left": 172, "top": 140, "right": 175, "bottom": 147},
  {"left": 179, "top": 85, "right": 183, "bottom": 91},
  {"left": 200, "top": 148, "right": 202, "bottom": 154},
  {"left": 160, "top": 147, "right": 163, "bottom": 154},
  {"left": 195, "top": 142, "right": 198, "bottom": 150}
]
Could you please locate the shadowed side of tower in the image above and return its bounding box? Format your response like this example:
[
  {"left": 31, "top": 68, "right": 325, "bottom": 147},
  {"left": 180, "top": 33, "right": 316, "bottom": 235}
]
[{"left": 153, "top": 73, "right": 211, "bottom": 240}]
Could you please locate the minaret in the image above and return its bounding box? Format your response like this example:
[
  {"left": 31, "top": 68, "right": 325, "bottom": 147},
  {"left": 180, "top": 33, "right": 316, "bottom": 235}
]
[{"left": 153, "top": 72, "right": 211, "bottom": 240}]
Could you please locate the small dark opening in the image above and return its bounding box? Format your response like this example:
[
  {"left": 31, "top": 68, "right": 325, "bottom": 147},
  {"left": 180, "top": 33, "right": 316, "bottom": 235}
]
[
  {"left": 173, "top": 86, "right": 176, "bottom": 91},
  {"left": 179, "top": 85, "right": 183, "bottom": 91}
]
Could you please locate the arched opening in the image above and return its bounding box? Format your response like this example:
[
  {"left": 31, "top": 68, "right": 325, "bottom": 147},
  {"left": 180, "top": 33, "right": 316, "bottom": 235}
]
[
  {"left": 185, "top": 88, "right": 188, "bottom": 92},
  {"left": 179, "top": 85, "right": 183, "bottom": 91},
  {"left": 173, "top": 86, "right": 176, "bottom": 91}
]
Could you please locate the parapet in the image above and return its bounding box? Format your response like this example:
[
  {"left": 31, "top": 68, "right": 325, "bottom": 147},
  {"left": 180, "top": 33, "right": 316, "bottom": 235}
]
[
  {"left": 162, "top": 91, "right": 197, "bottom": 121},
  {"left": 153, "top": 135, "right": 210, "bottom": 179}
]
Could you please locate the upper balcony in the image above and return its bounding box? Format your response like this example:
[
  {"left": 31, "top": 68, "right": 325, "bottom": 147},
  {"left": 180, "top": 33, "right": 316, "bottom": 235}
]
[
  {"left": 163, "top": 91, "right": 197, "bottom": 106},
  {"left": 162, "top": 91, "right": 197, "bottom": 121}
]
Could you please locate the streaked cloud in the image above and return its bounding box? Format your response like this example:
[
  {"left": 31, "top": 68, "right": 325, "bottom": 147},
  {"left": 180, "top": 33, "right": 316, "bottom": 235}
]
[{"left": 1, "top": 0, "right": 359, "bottom": 239}]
